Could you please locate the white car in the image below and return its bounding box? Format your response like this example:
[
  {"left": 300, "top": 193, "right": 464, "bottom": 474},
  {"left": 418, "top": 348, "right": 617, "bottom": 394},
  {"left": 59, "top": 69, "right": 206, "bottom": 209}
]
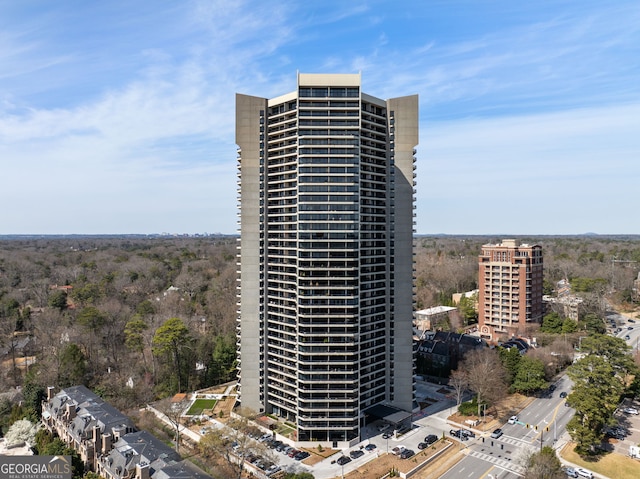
[
  {"left": 563, "top": 467, "right": 578, "bottom": 478},
  {"left": 508, "top": 415, "right": 518, "bottom": 424},
  {"left": 575, "top": 467, "right": 593, "bottom": 479},
  {"left": 623, "top": 407, "right": 639, "bottom": 415}
]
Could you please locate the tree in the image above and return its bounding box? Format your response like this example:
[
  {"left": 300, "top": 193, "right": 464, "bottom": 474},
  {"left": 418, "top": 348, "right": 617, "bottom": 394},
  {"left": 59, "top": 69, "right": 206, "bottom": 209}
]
[
  {"left": 199, "top": 409, "right": 274, "bottom": 479},
  {"left": 458, "top": 348, "right": 507, "bottom": 407},
  {"left": 511, "top": 356, "right": 547, "bottom": 395},
  {"left": 34, "top": 430, "right": 84, "bottom": 479},
  {"left": 579, "top": 334, "right": 635, "bottom": 375},
  {"left": 157, "top": 397, "right": 188, "bottom": 453},
  {"left": 540, "top": 313, "right": 564, "bottom": 334},
  {"left": 211, "top": 334, "right": 237, "bottom": 384},
  {"left": 523, "top": 446, "right": 564, "bottom": 479},
  {"left": 152, "top": 317, "right": 192, "bottom": 393},
  {"left": 0, "top": 296, "right": 25, "bottom": 385},
  {"left": 498, "top": 346, "right": 521, "bottom": 385},
  {"left": 58, "top": 343, "right": 87, "bottom": 387},
  {"left": 48, "top": 290, "right": 68, "bottom": 311},
  {"left": 124, "top": 315, "right": 149, "bottom": 365},
  {"left": 579, "top": 313, "right": 606, "bottom": 334},
  {"left": 449, "top": 368, "right": 469, "bottom": 408},
  {"left": 458, "top": 293, "right": 478, "bottom": 325},
  {"left": 76, "top": 306, "right": 106, "bottom": 331},
  {"left": 21, "top": 373, "right": 46, "bottom": 421},
  {"left": 560, "top": 318, "right": 578, "bottom": 333},
  {"left": 4, "top": 418, "right": 38, "bottom": 446},
  {"left": 566, "top": 354, "right": 624, "bottom": 455}
]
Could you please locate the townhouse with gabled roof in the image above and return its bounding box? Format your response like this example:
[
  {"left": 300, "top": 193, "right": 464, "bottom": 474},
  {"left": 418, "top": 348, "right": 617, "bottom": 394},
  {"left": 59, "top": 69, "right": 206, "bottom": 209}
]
[
  {"left": 42, "top": 385, "right": 136, "bottom": 469},
  {"left": 42, "top": 385, "right": 213, "bottom": 479}
]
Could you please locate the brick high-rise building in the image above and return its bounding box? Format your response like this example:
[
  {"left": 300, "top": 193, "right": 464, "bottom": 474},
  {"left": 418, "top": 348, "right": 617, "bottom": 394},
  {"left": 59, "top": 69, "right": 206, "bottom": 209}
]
[
  {"left": 235, "top": 73, "right": 418, "bottom": 447},
  {"left": 478, "top": 239, "right": 543, "bottom": 340}
]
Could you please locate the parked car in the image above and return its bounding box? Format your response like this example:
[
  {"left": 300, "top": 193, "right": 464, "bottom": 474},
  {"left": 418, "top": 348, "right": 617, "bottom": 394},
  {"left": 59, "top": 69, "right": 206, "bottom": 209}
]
[
  {"left": 604, "top": 427, "right": 625, "bottom": 439},
  {"left": 294, "top": 451, "right": 310, "bottom": 461},
  {"left": 265, "top": 465, "right": 281, "bottom": 476},
  {"left": 391, "top": 446, "right": 406, "bottom": 456},
  {"left": 628, "top": 319, "right": 636, "bottom": 323},
  {"left": 399, "top": 448, "right": 415, "bottom": 459},
  {"left": 349, "top": 450, "right": 364, "bottom": 459},
  {"left": 624, "top": 335, "right": 631, "bottom": 340},
  {"left": 364, "top": 444, "right": 377, "bottom": 451},
  {"left": 382, "top": 432, "right": 393, "bottom": 439},
  {"left": 336, "top": 456, "right": 351, "bottom": 466},
  {"left": 575, "top": 467, "right": 593, "bottom": 478},
  {"left": 491, "top": 428, "right": 503, "bottom": 439},
  {"left": 623, "top": 407, "right": 639, "bottom": 415},
  {"left": 417, "top": 442, "right": 428, "bottom": 450},
  {"left": 563, "top": 466, "right": 578, "bottom": 477},
  {"left": 508, "top": 415, "right": 518, "bottom": 425},
  {"left": 424, "top": 434, "right": 438, "bottom": 445}
]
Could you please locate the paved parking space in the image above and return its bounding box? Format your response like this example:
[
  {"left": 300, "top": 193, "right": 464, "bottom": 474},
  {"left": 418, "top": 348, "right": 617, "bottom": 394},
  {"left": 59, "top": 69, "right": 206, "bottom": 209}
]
[{"left": 611, "top": 399, "right": 640, "bottom": 455}]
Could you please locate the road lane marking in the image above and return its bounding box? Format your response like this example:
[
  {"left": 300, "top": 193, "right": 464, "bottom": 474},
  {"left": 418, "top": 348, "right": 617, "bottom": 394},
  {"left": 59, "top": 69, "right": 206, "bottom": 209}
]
[{"left": 530, "top": 401, "right": 563, "bottom": 444}]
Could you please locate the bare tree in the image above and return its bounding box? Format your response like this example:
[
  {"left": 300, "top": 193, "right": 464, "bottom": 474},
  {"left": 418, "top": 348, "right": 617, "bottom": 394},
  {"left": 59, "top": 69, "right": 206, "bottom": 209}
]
[
  {"left": 522, "top": 446, "right": 564, "bottom": 479},
  {"left": 449, "top": 368, "right": 469, "bottom": 408},
  {"left": 199, "top": 408, "right": 274, "bottom": 479},
  {"left": 459, "top": 348, "right": 507, "bottom": 407},
  {"left": 157, "top": 396, "right": 189, "bottom": 453}
]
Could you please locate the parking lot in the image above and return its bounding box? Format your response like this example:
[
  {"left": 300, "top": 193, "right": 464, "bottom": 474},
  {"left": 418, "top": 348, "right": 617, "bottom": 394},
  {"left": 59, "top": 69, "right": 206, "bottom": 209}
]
[{"left": 608, "top": 399, "right": 640, "bottom": 455}]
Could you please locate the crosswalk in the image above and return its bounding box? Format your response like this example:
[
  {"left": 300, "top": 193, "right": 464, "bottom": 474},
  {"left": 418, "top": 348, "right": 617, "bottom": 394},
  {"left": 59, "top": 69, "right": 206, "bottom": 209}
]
[
  {"left": 495, "top": 434, "right": 536, "bottom": 449},
  {"left": 466, "top": 449, "right": 526, "bottom": 476},
  {"left": 461, "top": 435, "right": 538, "bottom": 477}
]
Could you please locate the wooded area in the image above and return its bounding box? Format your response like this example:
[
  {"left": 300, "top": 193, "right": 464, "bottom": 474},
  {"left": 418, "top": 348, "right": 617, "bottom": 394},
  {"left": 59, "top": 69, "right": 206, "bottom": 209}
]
[{"left": 0, "top": 234, "right": 639, "bottom": 417}]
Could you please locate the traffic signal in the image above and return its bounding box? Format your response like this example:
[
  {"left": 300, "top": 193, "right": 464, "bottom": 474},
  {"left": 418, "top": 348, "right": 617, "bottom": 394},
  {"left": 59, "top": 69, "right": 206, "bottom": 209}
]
[
  {"left": 526, "top": 424, "right": 530, "bottom": 429},
  {"left": 534, "top": 425, "right": 538, "bottom": 431},
  {"left": 545, "top": 426, "right": 550, "bottom": 432}
]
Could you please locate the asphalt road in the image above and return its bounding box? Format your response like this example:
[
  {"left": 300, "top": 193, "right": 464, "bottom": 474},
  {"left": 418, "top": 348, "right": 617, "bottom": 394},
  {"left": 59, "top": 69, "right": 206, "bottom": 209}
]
[{"left": 435, "top": 377, "right": 575, "bottom": 478}]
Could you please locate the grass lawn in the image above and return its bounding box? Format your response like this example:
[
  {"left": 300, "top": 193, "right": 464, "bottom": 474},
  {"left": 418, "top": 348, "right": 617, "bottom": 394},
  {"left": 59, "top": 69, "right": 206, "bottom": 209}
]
[
  {"left": 276, "top": 423, "right": 296, "bottom": 436},
  {"left": 561, "top": 442, "right": 640, "bottom": 479},
  {"left": 186, "top": 399, "right": 217, "bottom": 415}
]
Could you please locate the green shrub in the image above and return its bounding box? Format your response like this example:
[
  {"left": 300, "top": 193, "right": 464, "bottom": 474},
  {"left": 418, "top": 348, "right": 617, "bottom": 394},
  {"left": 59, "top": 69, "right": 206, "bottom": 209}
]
[{"left": 458, "top": 396, "right": 481, "bottom": 416}]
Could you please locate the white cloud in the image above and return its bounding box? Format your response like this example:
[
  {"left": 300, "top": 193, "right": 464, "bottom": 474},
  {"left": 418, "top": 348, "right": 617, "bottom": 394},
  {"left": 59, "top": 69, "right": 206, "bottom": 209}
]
[{"left": 0, "top": 0, "right": 638, "bottom": 234}]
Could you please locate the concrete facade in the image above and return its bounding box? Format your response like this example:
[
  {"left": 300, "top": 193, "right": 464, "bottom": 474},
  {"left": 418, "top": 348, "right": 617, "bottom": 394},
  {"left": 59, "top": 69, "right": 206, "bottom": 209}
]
[{"left": 236, "top": 73, "right": 418, "bottom": 447}]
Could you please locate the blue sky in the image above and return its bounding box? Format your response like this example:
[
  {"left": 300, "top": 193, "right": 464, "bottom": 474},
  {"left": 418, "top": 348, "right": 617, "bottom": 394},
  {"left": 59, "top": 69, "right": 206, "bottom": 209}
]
[{"left": 1, "top": 0, "right": 638, "bottom": 235}]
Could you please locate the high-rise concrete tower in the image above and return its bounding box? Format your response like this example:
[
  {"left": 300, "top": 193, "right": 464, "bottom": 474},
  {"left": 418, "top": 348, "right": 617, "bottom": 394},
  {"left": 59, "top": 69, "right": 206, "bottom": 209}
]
[{"left": 236, "top": 73, "right": 417, "bottom": 447}]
